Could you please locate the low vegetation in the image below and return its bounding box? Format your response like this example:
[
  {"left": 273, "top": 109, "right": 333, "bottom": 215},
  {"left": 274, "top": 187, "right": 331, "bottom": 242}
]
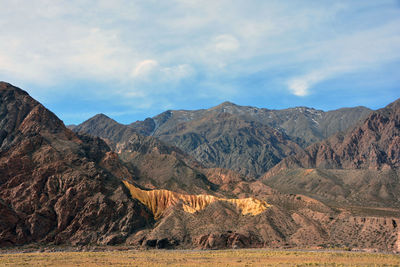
[{"left": 1, "top": 249, "right": 399, "bottom": 266}]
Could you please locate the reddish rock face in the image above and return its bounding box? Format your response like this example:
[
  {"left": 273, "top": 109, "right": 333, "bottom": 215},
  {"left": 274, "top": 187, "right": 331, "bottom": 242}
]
[
  {"left": 263, "top": 98, "right": 400, "bottom": 207},
  {"left": 272, "top": 98, "right": 400, "bottom": 170},
  {"left": 0, "top": 82, "right": 153, "bottom": 247}
]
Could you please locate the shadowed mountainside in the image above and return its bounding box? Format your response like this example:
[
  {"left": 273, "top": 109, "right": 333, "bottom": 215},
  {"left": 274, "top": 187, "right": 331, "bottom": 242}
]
[
  {"left": 72, "top": 114, "right": 137, "bottom": 149},
  {"left": 0, "top": 82, "right": 153, "bottom": 247},
  {"left": 263, "top": 98, "right": 400, "bottom": 207},
  {"left": 130, "top": 101, "right": 371, "bottom": 148}
]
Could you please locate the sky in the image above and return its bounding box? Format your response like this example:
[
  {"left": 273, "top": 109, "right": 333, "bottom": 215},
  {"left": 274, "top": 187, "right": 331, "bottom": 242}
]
[{"left": 1, "top": 0, "right": 400, "bottom": 125}]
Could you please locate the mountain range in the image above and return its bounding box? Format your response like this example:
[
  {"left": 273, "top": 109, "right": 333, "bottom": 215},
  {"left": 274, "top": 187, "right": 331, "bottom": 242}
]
[
  {"left": 1, "top": 82, "right": 399, "bottom": 252},
  {"left": 73, "top": 101, "right": 371, "bottom": 177}
]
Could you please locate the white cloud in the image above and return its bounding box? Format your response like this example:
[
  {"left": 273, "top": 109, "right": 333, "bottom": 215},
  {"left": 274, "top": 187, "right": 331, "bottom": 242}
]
[
  {"left": 286, "top": 18, "right": 400, "bottom": 96},
  {"left": 132, "top": 60, "right": 159, "bottom": 78},
  {"left": 161, "top": 64, "right": 194, "bottom": 81},
  {"left": 0, "top": 2, "right": 136, "bottom": 85},
  {"left": 287, "top": 70, "right": 331, "bottom": 96},
  {"left": 214, "top": 34, "right": 240, "bottom": 52}
]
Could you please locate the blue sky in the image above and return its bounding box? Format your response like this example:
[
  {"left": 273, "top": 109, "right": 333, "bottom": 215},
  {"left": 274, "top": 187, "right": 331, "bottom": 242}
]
[{"left": 1, "top": 0, "right": 400, "bottom": 125}]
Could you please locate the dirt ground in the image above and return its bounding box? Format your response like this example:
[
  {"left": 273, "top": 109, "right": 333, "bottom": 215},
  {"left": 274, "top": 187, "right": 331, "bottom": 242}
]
[{"left": 1, "top": 248, "right": 399, "bottom": 266}]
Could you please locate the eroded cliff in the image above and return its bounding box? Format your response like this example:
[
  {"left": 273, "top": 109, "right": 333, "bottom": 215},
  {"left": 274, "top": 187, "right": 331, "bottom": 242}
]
[{"left": 122, "top": 181, "right": 270, "bottom": 219}]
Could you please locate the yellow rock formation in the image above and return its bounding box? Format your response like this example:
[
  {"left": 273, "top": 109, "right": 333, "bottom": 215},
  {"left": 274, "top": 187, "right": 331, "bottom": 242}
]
[{"left": 122, "top": 181, "right": 270, "bottom": 219}]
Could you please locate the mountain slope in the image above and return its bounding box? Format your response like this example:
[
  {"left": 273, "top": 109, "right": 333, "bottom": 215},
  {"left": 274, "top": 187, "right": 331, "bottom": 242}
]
[
  {"left": 72, "top": 112, "right": 253, "bottom": 192},
  {"left": 76, "top": 102, "right": 370, "bottom": 178},
  {"left": 116, "top": 132, "right": 221, "bottom": 195},
  {"left": 263, "top": 98, "right": 400, "bottom": 207},
  {"left": 0, "top": 82, "right": 399, "bottom": 252},
  {"left": 72, "top": 113, "right": 137, "bottom": 148},
  {"left": 0, "top": 82, "right": 153, "bottom": 247},
  {"left": 125, "top": 102, "right": 371, "bottom": 177},
  {"left": 125, "top": 179, "right": 399, "bottom": 251},
  {"left": 151, "top": 112, "right": 304, "bottom": 177},
  {"left": 129, "top": 101, "right": 371, "bottom": 147}
]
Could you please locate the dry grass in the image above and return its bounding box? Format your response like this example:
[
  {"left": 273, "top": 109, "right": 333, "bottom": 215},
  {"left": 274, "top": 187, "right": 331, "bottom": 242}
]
[{"left": 1, "top": 249, "right": 399, "bottom": 266}]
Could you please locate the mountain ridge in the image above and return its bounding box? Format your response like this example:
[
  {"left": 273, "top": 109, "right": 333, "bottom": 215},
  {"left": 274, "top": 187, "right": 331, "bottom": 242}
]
[
  {"left": 75, "top": 100, "right": 371, "bottom": 177},
  {"left": 1, "top": 82, "right": 399, "bottom": 252},
  {"left": 263, "top": 97, "right": 400, "bottom": 207},
  {"left": 0, "top": 82, "right": 153, "bottom": 247}
]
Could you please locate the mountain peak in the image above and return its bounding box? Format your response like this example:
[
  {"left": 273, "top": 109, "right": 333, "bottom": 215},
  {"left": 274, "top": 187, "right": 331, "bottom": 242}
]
[
  {"left": 0, "top": 81, "right": 29, "bottom": 95},
  {"left": 209, "top": 101, "right": 240, "bottom": 112},
  {"left": 216, "top": 101, "right": 237, "bottom": 107},
  {"left": 0, "top": 81, "right": 13, "bottom": 89},
  {"left": 80, "top": 113, "right": 118, "bottom": 126},
  {"left": 92, "top": 113, "right": 112, "bottom": 120}
]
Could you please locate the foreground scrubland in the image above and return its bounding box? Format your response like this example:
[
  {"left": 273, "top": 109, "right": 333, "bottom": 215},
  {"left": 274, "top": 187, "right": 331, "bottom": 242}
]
[{"left": 1, "top": 249, "right": 399, "bottom": 266}]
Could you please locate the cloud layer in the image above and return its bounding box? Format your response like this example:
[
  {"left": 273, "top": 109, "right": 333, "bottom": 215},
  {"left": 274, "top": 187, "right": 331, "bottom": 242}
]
[{"left": 0, "top": 0, "right": 399, "bottom": 123}]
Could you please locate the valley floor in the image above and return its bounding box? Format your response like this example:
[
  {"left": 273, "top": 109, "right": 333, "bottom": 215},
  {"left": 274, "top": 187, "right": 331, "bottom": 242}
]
[{"left": 1, "top": 248, "right": 399, "bottom": 266}]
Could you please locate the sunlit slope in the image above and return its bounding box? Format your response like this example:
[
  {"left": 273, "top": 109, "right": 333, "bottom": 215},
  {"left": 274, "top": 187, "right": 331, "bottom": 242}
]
[{"left": 123, "top": 181, "right": 270, "bottom": 219}]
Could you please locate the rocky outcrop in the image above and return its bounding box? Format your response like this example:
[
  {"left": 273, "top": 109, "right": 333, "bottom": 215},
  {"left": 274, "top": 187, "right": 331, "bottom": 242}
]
[
  {"left": 128, "top": 192, "right": 400, "bottom": 251},
  {"left": 122, "top": 180, "right": 270, "bottom": 219},
  {"left": 0, "top": 82, "right": 152, "bottom": 247},
  {"left": 195, "top": 232, "right": 259, "bottom": 249}
]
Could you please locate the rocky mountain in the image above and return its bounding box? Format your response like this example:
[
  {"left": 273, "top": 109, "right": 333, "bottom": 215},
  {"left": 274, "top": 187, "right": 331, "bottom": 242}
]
[
  {"left": 116, "top": 133, "right": 223, "bottom": 195},
  {"left": 72, "top": 114, "right": 137, "bottom": 148},
  {"left": 132, "top": 102, "right": 370, "bottom": 177},
  {"left": 73, "top": 114, "right": 221, "bottom": 194},
  {"left": 77, "top": 101, "right": 370, "bottom": 177},
  {"left": 147, "top": 113, "right": 305, "bottom": 178},
  {"left": 124, "top": 179, "right": 399, "bottom": 251},
  {"left": 74, "top": 110, "right": 305, "bottom": 179},
  {"left": 263, "top": 98, "right": 400, "bottom": 207},
  {"left": 0, "top": 82, "right": 153, "bottom": 247},
  {"left": 129, "top": 101, "right": 371, "bottom": 148},
  {"left": 1, "top": 82, "right": 399, "bottom": 252}
]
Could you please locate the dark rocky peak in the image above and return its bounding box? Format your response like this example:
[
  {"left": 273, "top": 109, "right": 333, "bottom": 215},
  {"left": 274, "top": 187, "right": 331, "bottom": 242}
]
[
  {"left": 0, "top": 83, "right": 153, "bottom": 247},
  {"left": 0, "top": 84, "right": 38, "bottom": 133},
  {"left": 74, "top": 113, "right": 122, "bottom": 134},
  {"left": 209, "top": 101, "right": 242, "bottom": 114},
  {"left": 17, "top": 103, "right": 66, "bottom": 135},
  {"left": 0, "top": 82, "right": 69, "bottom": 151},
  {"left": 93, "top": 113, "right": 110, "bottom": 119},
  {"left": 0, "top": 81, "right": 29, "bottom": 95},
  {"left": 73, "top": 113, "right": 137, "bottom": 145},
  {"left": 213, "top": 101, "right": 238, "bottom": 108},
  {"left": 87, "top": 113, "right": 115, "bottom": 124}
]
